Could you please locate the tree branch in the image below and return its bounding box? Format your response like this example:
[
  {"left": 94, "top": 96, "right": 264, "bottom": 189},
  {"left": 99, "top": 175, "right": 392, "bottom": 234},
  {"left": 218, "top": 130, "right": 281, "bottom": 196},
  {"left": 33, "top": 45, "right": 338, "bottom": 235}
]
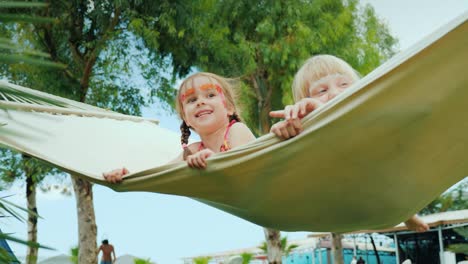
[{"left": 80, "top": 7, "right": 122, "bottom": 102}]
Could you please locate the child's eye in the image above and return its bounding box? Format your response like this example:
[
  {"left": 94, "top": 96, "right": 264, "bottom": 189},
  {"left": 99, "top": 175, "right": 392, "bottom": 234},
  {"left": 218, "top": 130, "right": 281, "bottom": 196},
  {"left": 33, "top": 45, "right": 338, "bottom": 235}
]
[
  {"left": 187, "top": 97, "right": 197, "bottom": 103},
  {"left": 208, "top": 93, "right": 217, "bottom": 98},
  {"left": 318, "top": 88, "right": 327, "bottom": 94},
  {"left": 340, "top": 82, "right": 349, "bottom": 87}
]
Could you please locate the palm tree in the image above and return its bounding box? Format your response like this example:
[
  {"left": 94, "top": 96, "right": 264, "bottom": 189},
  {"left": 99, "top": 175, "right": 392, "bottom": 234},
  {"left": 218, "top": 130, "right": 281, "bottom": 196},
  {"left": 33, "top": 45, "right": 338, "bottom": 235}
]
[
  {"left": 259, "top": 236, "right": 299, "bottom": 260},
  {"left": 331, "top": 233, "right": 344, "bottom": 264}
]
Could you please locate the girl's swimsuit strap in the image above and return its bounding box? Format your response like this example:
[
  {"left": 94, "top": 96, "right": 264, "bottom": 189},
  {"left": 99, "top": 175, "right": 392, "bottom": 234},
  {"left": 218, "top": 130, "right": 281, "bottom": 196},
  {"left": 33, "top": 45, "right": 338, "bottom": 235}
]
[{"left": 198, "top": 120, "right": 237, "bottom": 152}]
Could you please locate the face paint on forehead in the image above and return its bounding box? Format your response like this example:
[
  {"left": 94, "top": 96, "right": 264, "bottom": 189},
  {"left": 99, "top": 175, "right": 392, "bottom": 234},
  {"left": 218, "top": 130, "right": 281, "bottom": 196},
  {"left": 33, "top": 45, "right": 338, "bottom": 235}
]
[
  {"left": 179, "top": 87, "right": 195, "bottom": 102},
  {"left": 202, "top": 83, "right": 227, "bottom": 108},
  {"left": 179, "top": 83, "right": 227, "bottom": 108},
  {"left": 199, "top": 83, "right": 220, "bottom": 91}
]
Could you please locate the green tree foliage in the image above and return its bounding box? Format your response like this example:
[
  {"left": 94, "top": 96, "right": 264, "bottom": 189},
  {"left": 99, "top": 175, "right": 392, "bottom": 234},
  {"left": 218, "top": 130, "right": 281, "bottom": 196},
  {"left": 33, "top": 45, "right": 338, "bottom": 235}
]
[
  {"left": 69, "top": 246, "right": 78, "bottom": 264},
  {"left": 420, "top": 179, "right": 468, "bottom": 215},
  {"left": 146, "top": 1, "right": 396, "bottom": 263},
  {"left": 0, "top": 3, "right": 67, "bottom": 263},
  {"left": 240, "top": 252, "right": 254, "bottom": 264},
  {"left": 193, "top": 256, "right": 212, "bottom": 264},
  {"left": 1, "top": 2, "right": 398, "bottom": 264},
  {"left": 447, "top": 227, "right": 468, "bottom": 254},
  {"left": 0, "top": 2, "right": 183, "bottom": 263},
  {"left": 0, "top": 150, "right": 64, "bottom": 187},
  {"left": 134, "top": 257, "right": 154, "bottom": 264},
  {"left": 0, "top": 1, "right": 64, "bottom": 69},
  {"left": 259, "top": 236, "right": 299, "bottom": 256},
  {"left": 144, "top": 0, "right": 397, "bottom": 134}
]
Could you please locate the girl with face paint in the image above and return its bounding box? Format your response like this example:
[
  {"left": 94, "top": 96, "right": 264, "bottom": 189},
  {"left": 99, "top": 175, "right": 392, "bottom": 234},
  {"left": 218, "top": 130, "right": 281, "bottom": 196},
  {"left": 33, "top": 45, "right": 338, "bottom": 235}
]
[{"left": 103, "top": 72, "right": 255, "bottom": 183}]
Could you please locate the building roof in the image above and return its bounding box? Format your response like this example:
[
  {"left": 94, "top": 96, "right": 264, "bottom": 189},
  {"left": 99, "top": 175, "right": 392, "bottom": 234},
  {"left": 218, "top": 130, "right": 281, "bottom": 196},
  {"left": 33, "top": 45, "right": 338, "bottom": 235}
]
[
  {"left": 354, "top": 209, "right": 468, "bottom": 234},
  {"left": 184, "top": 210, "right": 468, "bottom": 261},
  {"left": 38, "top": 254, "right": 73, "bottom": 264}
]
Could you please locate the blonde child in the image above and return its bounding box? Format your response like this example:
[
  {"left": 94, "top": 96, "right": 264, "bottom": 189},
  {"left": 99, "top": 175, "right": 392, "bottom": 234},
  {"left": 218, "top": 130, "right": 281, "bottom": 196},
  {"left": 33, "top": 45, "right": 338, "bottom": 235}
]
[
  {"left": 269, "top": 55, "right": 429, "bottom": 232},
  {"left": 104, "top": 72, "right": 255, "bottom": 183}
]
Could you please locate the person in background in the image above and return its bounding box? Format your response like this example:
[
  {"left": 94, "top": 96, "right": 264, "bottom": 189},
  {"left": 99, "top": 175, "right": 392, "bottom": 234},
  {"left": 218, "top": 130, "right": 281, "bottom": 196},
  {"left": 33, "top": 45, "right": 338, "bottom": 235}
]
[{"left": 97, "top": 239, "right": 116, "bottom": 264}]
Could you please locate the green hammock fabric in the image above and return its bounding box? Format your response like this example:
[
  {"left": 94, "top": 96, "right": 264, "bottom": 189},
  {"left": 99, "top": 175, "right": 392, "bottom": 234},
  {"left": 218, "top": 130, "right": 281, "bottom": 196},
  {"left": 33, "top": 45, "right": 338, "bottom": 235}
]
[{"left": 0, "top": 13, "right": 466, "bottom": 232}]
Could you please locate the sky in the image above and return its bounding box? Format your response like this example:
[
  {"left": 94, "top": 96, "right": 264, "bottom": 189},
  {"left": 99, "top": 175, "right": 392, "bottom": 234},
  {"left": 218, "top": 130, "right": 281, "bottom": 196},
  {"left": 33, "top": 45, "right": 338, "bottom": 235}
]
[{"left": 3, "top": 1, "right": 468, "bottom": 263}]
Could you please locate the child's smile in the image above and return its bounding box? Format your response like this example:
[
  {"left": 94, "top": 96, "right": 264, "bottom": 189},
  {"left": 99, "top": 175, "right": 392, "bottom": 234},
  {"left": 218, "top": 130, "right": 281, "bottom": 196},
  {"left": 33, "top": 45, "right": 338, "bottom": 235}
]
[{"left": 195, "top": 109, "right": 213, "bottom": 118}]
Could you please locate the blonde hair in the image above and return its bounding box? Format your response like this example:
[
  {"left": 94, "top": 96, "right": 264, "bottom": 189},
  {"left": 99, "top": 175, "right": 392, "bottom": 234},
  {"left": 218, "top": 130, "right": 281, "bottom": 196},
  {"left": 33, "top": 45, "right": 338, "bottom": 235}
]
[
  {"left": 292, "top": 55, "right": 360, "bottom": 101},
  {"left": 175, "top": 72, "right": 242, "bottom": 159}
]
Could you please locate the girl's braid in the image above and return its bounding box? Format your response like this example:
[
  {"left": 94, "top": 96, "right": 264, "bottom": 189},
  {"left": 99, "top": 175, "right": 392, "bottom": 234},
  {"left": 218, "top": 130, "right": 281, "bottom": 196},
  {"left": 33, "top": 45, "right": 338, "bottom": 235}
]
[
  {"left": 229, "top": 112, "right": 241, "bottom": 123},
  {"left": 180, "top": 121, "right": 193, "bottom": 160}
]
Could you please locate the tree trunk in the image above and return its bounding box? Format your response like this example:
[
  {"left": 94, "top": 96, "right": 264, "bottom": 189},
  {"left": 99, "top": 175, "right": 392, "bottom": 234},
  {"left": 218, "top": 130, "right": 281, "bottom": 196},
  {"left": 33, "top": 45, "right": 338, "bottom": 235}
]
[
  {"left": 259, "top": 100, "right": 272, "bottom": 134},
  {"left": 369, "top": 234, "right": 381, "bottom": 264},
  {"left": 71, "top": 176, "right": 97, "bottom": 264},
  {"left": 264, "top": 228, "right": 282, "bottom": 264},
  {"left": 26, "top": 168, "right": 38, "bottom": 264},
  {"left": 331, "top": 233, "right": 344, "bottom": 264}
]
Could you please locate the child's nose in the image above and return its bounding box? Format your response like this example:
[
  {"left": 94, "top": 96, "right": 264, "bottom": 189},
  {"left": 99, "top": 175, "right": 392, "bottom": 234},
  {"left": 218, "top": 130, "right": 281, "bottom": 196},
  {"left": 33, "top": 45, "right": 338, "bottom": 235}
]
[
  {"left": 196, "top": 98, "right": 206, "bottom": 106},
  {"left": 328, "top": 86, "right": 341, "bottom": 100}
]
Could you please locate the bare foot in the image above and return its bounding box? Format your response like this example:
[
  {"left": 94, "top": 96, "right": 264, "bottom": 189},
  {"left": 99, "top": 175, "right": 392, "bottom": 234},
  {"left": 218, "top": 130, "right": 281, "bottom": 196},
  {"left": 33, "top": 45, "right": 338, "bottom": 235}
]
[{"left": 404, "top": 215, "right": 429, "bottom": 232}]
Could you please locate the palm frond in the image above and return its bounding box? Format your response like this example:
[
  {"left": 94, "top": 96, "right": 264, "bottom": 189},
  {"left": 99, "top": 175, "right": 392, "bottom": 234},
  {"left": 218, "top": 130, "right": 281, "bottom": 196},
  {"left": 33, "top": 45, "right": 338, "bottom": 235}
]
[
  {"left": 453, "top": 226, "right": 468, "bottom": 238},
  {"left": 0, "top": 54, "right": 65, "bottom": 68},
  {"left": 0, "top": 247, "right": 19, "bottom": 264},
  {"left": 0, "top": 14, "right": 55, "bottom": 23},
  {"left": 447, "top": 243, "right": 468, "bottom": 254},
  {"left": 0, "top": 233, "right": 54, "bottom": 250},
  {"left": 0, "top": 2, "right": 48, "bottom": 8},
  {"left": 0, "top": 38, "right": 65, "bottom": 68},
  {"left": 0, "top": 196, "right": 26, "bottom": 222},
  {"left": 0, "top": 197, "right": 54, "bottom": 263},
  {"left": 0, "top": 2, "right": 63, "bottom": 68}
]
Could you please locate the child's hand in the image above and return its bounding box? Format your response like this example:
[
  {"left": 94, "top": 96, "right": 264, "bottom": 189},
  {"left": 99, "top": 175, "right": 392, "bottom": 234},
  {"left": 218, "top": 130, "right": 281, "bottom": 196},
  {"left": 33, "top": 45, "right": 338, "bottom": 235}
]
[
  {"left": 269, "top": 98, "right": 323, "bottom": 120},
  {"left": 270, "top": 120, "right": 302, "bottom": 139},
  {"left": 103, "top": 167, "right": 129, "bottom": 183},
  {"left": 187, "top": 149, "right": 214, "bottom": 169}
]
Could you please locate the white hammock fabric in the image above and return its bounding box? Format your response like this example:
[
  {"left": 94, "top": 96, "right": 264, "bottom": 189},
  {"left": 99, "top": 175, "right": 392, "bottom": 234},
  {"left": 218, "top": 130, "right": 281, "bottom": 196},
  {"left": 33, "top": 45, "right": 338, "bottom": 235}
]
[{"left": 0, "top": 12, "right": 467, "bottom": 232}]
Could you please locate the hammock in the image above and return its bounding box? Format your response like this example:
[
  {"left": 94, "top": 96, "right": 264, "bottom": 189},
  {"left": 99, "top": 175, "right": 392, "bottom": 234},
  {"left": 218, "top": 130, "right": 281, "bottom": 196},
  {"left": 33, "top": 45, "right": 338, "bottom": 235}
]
[{"left": 0, "top": 12, "right": 467, "bottom": 233}]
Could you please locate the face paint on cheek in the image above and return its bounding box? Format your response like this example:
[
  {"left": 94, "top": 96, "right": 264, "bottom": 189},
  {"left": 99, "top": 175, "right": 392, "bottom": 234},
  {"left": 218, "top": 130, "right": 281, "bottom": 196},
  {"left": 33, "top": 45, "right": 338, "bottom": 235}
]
[
  {"left": 180, "top": 88, "right": 195, "bottom": 102},
  {"left": 215, "top": 85, "right": 227, "bottom": 108}
]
